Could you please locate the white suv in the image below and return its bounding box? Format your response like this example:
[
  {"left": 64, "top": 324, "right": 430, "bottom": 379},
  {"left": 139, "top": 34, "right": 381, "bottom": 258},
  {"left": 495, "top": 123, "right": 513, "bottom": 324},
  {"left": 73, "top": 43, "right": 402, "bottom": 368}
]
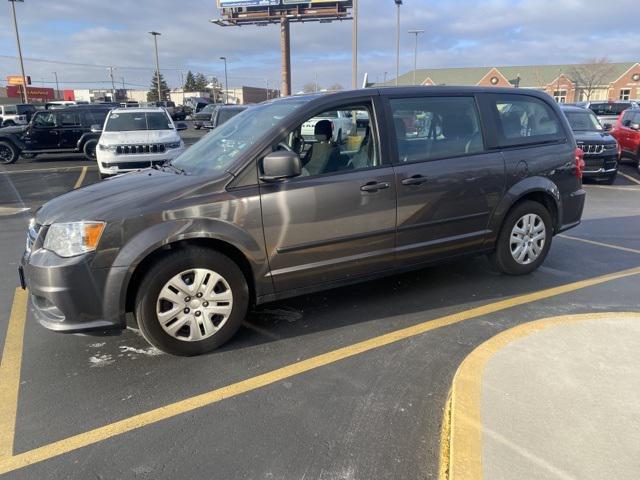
[
  {"left": 96, "top": 107, "right": 186, "bottom": 178},
  {"left": 0, "top": 105, "right": 28, "bottom": 127}
]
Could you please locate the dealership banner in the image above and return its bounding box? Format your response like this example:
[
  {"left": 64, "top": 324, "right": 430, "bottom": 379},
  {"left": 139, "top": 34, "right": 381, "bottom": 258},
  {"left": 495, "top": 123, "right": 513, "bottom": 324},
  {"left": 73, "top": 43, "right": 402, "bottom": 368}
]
[{"left": 7, "top": 85, "right": 55, "bottom": 101}]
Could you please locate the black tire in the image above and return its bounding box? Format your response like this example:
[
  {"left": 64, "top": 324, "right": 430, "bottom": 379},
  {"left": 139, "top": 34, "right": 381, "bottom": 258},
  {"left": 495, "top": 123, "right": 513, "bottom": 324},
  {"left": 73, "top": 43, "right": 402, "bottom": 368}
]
[
  {"left": 491, "top": 200, "right": 553, "bottom": 275},
  {"left": 134, "top": 247, "right": 249, "bottom": 356},
  {"left": 0, "top": 140, "right": 19, "bottom": 165},
  {"left": 83, "top": 139, "right": 98, "bottom": 161},
  {"left": 99, "top": 172, "right": 111, "bottom": 180},
  {"left": 3, "top": 120, "right": 15, "bottom": 126}
]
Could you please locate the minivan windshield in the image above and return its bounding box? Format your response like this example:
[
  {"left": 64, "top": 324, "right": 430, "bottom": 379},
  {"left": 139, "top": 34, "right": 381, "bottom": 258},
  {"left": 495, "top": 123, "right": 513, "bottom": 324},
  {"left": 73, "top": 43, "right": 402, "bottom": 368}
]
[
  {"left": 565, "top": 110, "right": 603, "bottom": 132},
  {"left": 172, "top": 97, "right": 311, "bottom": 175},
  {"left": 105, "top": 111, "right": 172, "bottom": 131},
  {"left": 588, "top": 102, "right": 631, "bottom": 116}
]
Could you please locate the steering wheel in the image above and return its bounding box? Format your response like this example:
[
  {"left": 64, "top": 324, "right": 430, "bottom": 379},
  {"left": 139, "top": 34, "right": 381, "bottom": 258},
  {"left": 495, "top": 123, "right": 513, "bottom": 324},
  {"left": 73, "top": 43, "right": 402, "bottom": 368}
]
[{"left": 277, "top": 141, "right": 293, "bottom": 152}]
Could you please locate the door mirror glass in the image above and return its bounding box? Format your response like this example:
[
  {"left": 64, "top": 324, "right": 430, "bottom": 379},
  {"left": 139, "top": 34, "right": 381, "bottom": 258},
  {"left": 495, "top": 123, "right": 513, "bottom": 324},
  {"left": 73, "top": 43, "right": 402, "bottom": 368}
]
[
  {"left": 631, "top": 123, "right": 640, "bottom": 131},
  {"left": 90, "top": 124, "right": 103, "bottom": 133},
  {"left": 174, "top": 122, "right": 188, "bottom": 131},
  {"left": 261, "top": 150, "right": 301, "bottom": 181}
]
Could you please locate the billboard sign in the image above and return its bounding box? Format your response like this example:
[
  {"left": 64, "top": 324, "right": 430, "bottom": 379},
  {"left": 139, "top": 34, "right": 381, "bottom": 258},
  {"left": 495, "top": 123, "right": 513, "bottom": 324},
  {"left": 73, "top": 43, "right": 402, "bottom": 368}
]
[
  {"left": 7, "top": 85, "right": 54, "bottom": 101},
  {"left": 7, "top": 75, "right": 31, "bottom": 86},
  {"left": 217, "top": 0, "right": 278, "bottom": 7}
]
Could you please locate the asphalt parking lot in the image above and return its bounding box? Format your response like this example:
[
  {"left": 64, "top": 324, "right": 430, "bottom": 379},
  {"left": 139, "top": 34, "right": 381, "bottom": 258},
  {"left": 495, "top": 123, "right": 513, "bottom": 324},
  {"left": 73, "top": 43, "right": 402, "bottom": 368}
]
[{"left": 0, "top": 127, "right": 639, "bottom": 479}]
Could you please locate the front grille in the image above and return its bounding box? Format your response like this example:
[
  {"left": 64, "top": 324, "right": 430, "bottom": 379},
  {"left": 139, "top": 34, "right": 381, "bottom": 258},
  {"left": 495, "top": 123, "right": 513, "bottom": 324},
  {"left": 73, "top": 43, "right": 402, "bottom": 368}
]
[
  {"left": 101, "top": 160, "right": 166, "bottom": 170},
  {"left": 26, "top": 223, "right": 41, "bottom": 252},
  {"left": 580, "top": 144, "right": 604, "bottom": 155},
  {"left": 115, "top": 144, "right": 166, "bottom": 155}
]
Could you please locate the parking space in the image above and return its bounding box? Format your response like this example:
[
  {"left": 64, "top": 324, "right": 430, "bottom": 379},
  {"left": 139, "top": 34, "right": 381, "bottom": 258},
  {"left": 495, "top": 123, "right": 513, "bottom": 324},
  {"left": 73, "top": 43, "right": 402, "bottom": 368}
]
[{"left": 0, "top": 137, "right": 639, "bottom": 478}]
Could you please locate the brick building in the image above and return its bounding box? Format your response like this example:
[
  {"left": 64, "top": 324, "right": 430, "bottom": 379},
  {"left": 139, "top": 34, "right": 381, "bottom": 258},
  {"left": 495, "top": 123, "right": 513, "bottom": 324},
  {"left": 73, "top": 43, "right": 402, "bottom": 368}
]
[{"left": 381, "top": 62, "right": 640, "bottom": 103}]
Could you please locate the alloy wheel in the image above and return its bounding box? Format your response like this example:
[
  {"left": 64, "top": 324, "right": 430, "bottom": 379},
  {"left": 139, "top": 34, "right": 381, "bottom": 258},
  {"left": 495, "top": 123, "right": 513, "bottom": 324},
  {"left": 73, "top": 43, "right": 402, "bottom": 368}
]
[{"left": 510, "top": 213, "right": 546, "bottom": 265}]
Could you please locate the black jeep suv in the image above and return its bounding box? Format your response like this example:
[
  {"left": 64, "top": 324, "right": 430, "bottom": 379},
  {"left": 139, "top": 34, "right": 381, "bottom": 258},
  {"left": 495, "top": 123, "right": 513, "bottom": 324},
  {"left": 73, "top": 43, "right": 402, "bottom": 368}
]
[{"left": 0, "top": 105, "right": 112, "bottom": 164}]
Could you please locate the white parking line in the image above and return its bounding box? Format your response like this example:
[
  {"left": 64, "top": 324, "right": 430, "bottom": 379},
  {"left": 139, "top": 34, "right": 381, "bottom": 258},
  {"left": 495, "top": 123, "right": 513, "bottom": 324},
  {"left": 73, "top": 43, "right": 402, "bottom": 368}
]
[
  {"left": 0, "top": 207, "right": 30, "bottom": 217},
  {"left": 618, "top": 171, "right": 640, "bottom": 185}
]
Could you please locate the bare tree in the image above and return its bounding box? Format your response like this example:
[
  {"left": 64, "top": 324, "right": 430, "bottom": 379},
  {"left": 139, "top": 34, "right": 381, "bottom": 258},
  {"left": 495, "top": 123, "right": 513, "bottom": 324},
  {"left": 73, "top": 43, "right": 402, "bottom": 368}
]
[
  {"left": 301, "top": 82, "right": 319, "bottom": 93},
  {"left": 327, "top": 83, "right": 344, "bottom": 91},
  {"left": 569, "top": 58, "right": 614, "bottom": 102}
]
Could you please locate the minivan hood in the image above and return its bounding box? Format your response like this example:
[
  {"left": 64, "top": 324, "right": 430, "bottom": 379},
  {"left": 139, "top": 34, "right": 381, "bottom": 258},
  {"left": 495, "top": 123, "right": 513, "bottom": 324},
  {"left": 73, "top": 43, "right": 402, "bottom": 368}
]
[
  {"left": 99, "top": 130, "right": 180, "bottom": 145},
  {"left": 35, "top": 169, "right": 229, "bottom": 225}
]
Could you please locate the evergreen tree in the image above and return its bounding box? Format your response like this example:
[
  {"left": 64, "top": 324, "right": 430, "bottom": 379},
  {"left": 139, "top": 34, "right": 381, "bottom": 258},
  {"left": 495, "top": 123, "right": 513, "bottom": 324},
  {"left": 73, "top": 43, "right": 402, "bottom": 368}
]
[
  {"left": 194, "top": 72, "right": 208, "bottom": 91},
  {"left": 183, "top": 70, "right": 197, "bottom": 92},
  {"left": 147, "top": 71, "right": 170, "bottom": 102}
]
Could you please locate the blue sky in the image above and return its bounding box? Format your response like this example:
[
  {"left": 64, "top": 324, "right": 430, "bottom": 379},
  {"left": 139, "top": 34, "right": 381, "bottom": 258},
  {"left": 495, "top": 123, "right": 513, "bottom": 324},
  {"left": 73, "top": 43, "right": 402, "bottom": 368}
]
[{"left": 1, "top": 0, "right": 638, "bottom": 93}]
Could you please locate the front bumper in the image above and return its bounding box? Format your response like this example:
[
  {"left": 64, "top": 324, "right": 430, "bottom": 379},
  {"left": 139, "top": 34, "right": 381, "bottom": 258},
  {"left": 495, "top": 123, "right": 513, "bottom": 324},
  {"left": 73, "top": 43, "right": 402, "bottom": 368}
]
[
  {"left": 20, "top": 247, "right": 127, "bottom": 334},
  {"left": 97, "top": 147, "right": 185, "bottom": 175},
  {"left": 583, "top": 154, "right": 618, "bottom": 180}
]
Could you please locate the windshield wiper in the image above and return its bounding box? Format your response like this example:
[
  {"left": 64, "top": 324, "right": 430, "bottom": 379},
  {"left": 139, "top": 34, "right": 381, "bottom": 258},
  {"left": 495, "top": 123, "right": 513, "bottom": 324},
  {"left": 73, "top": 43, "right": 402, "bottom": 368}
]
[{"left": 162, "top": 161, "right": 187, "bottom": 175}]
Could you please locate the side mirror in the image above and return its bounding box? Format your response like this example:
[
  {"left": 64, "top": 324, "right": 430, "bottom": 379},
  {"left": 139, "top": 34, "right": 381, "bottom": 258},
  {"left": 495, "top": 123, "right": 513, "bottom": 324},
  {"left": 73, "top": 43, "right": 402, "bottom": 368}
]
[
  {"left": 603, "top": 123, "right": 612, "bottom": 132},
  {"left": 90, "top": 124, "right": 102, "bottom": 133},
  {"left": 631, "top": 123, "right": 640, "bottom": 131},
  {"left": 260, "top": 150, "right": 301, "bottom": 181},
  {"left": 175, "top": 122, "right": 188, "bottom": 131}
]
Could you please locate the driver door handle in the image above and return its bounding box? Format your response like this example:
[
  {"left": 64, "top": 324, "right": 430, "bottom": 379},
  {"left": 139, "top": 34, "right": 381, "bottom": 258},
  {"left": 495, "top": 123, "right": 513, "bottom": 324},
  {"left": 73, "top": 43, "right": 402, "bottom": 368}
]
[
  {"left": 360, "top": 181, "right": 390, "bottom": 192},
  {"left": 401, "top": 174, "right": 428, "bottom": 186}
]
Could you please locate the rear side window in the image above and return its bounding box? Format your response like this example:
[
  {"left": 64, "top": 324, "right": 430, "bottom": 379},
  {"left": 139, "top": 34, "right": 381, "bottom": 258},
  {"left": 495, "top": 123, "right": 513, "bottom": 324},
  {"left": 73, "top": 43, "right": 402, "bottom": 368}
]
[
  {"left": 389, "top": 96, "right": 484, "bottom": 163},
  {"left": 621, "top": 110, "right": 639, "bottom": 127},
  {"left": 490, "top": 94, "right": 564, "bottom": 148},
  {"left": 58, "top": 112, "right": 80, "bottom": 126},
  {"left": 589, "top": 103, "right": 631, "bottom": 116},
  {"left": 82, "top": 110, "right": 108, "bottom": 126}
]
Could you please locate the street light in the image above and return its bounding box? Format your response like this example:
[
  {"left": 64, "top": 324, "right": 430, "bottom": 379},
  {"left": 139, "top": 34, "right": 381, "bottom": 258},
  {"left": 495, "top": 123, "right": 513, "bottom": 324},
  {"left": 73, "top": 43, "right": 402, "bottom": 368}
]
[
  {"left": 149, "top": 31, "right": 162, "bottom": 102},
  {"left": 394, "top": 0, "right": 402, "bottom": 86},
  {"left": 52, "top": 71, "right": 59, "bottom": 99},
  {"left": 8, "top": 0, "right": 28, "bottom": 103},
  {"left": 220, "top": 56, "right": 229, "bottom": 104},
  {"left": 408, "top": 30, "right": 424, "bottom": 85},
  {"left": 351, "top": 0, "right": 358, "bottom": 89}
]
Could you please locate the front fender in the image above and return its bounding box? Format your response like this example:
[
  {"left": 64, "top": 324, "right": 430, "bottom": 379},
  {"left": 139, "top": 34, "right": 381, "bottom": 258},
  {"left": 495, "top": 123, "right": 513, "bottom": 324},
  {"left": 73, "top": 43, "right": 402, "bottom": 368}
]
[
  {"left": 488, "top": 176, "right": 561, "bottom": 240},
  {"left": 76, "top": 132, "right": 100, "bottom": 150}
]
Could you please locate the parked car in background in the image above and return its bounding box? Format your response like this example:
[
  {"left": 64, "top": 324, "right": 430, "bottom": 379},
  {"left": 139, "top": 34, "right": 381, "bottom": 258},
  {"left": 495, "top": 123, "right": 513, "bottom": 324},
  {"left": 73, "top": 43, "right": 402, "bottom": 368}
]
[
  {"left": 561, "top": 104, "right": 619, "bottom": 184},
  {"left": 186, "top": 97, "right": 212, "bottom": 115},
  {"left": 0, "top": 105, "right": 111, "bottom": 164},
  {"left": 206, "top": 104, "right": 248, "bottom": 130},
  {"left": 95, "top": 107, "right": 187, "bottom": 178},
  {"left": 192, "top": 103, "right": 217, "bottom": 129},
  {"left": 610, "top": 107, "right": 640, "bottom": 169},
  {"left": 19, "top": 87, "right": 585, "bottom": 355},
  {"left": 120, "top": 101, "right": 140, "bottom": 108},
  {"left": 301, "top": 109, "right": 354, "bottom": 143},
  {"left": 0, "top": 105, "right": 28, "bottom": 127},
  {"left": 16, "top": 104, "right": 38, "bottom": 123},
  {"left": 578, "top": 100, "right": 639, "bottom": 129}
]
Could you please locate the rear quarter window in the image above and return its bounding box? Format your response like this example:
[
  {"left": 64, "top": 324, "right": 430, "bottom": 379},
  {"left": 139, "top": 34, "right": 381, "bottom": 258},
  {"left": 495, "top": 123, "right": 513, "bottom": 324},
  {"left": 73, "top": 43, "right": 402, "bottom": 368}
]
[{"left": 489, "top": 94, "right": 565, "bottom": 148}]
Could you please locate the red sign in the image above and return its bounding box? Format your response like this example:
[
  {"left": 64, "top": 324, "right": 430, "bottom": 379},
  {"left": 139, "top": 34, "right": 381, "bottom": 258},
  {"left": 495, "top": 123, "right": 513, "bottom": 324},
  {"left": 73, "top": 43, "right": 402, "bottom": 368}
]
[
  {"left": 7, "top": 85, "right": 55, "bottom": 101},
  {"left": 63, "top": 90, "right": 75, "bottom": 101}
]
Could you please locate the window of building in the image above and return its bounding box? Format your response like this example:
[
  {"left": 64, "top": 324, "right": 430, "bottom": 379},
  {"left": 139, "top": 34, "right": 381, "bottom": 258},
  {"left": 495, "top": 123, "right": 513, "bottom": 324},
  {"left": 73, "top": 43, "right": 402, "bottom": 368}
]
[
  {"left": 619, "top": 89, "right": 631, "bottom": 101},
  {"left": 490, "top": 94, "right": 564, "bottom": 148},
  {"left": 389, "top": 96, "right": 484, "bottom": 163},
  {"left": 553, "top": 90, "right": 567, "bottom": 103}
]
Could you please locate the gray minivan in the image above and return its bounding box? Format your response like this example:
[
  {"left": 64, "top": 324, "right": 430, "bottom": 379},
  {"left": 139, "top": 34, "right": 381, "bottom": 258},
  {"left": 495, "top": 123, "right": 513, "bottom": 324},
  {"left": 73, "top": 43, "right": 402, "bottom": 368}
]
[{"left": 20, "top": 87, "right": 586, "bottom": 355}]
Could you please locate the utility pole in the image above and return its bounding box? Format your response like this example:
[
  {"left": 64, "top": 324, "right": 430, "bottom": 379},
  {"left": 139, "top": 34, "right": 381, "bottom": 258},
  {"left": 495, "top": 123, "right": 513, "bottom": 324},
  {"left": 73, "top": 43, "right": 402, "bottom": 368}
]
[
  {"left": 180, "top": 70, "right": 185, "bottom": 104},
  {"left": 394, "top": 0, "right": 402, "bottom": 86},
  {"left": 351, "top": 0, "right": 358, "bottom": 89},
  {"left": 384, "top": 71, "right": 388, "bottom": 83},
  {"left": 52, "top": 71, "right": 59, "bottom": 99},
  {"left": 149, "top": 31, "right": 162, "bottom": 102},
  {"left": 408, "top": 30, "right": 424, "bottom": 85},
  {"left": 280, "top": 17, "right": 291, "bottom": 96},
  {"left": 9, "top": 0, "right": 29, "bottom": 103},
  {"left": 108, "top": 66, "right": 116, "bottom": 101},
  {"left": 220, "top": 56, "right": 229, "bottom": 104}
]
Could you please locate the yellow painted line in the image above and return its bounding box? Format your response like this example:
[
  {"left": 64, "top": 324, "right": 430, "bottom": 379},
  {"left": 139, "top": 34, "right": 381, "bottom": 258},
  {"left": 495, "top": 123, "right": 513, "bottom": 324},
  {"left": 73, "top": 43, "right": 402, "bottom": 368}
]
[
  {"left": 618, "top": 171, "right": 640, "bottom": 185},
  {"left": 559, "top": 234, "right": 640, "bottom": 255},
  {"left": 0, "top": 288, "right": 29, "bottom": 459},
  {"left": 0, "top": 166, "right": 96, "bottom": 175},
  {"left": 2, "top": 267, "right": 640, "bottom": 474},
  {"left": 73, "top": 166, "right": 87, "bottom": 190},
  {"left": 440, "top": 312, "right": 640, "bottom": 480}
]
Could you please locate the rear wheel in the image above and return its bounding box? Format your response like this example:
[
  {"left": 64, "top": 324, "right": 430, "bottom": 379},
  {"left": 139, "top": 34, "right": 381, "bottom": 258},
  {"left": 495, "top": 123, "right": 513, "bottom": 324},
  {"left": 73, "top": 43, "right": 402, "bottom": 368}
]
[
  {"left": 3, "top": 120, "right": 15, "bottom": 126},
  {"left": 491, "top": 200, "right": 553, "bottom": 275},
  {"left": 83, "top": 139, "right": 98, "bottom": 161},
  {"left": 134, "top": 247, "right": 249, "bottom": 356},
  {"left": 0, "top": 141, "right": 19, "bottom": 164}
]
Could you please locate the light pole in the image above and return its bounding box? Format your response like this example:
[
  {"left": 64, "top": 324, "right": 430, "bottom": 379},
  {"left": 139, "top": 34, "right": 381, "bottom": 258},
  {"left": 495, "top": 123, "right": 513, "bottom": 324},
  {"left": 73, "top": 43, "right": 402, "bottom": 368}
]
[
  {"left": 408, "top": 30, "right": 424, "bottom": 85},
  {"left": 351, "top": 0, "right": 358, "bottom": 89},
  {"left": 52, "top": 71, "right": 59, "bottom": 99},
  {"left": 149, "top": 31, "right": 162, "bottom": 102},
  {"left": 220, "top": 56, "right": 228, "bottom": 104},
  {"left": 107, "top": 66, "right": 116, "bottom": 101},
  {"left": 9, "top": 0, "right": 28, "bottom": 103},
  {"left": 394, "top": 0, "right": 402, "bottom": 86}
]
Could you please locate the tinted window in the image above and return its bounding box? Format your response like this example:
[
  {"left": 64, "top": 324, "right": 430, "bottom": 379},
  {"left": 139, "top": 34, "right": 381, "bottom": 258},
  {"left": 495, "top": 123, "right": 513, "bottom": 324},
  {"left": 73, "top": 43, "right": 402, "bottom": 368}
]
[
  {"left": 81, "top": 110, "right": 108, "bottom": 126},
  {"left": 491, "top": 95, "right": 564, "bottom": 147},
  {"left": 621, "top": 110, "right": 635, "bottom": 126},
  {"left": 564, "top": 110, "right": 602, "bottom": 132},
  {"left": 105, "top": 112, "right": 172, "bottom": 131},
  {"left": 33, "top": 112, "right": 55, "bottom": 127},
  {"left": 588, "top": 102, "right": 631, "bottom": 116},
  {"left": 390, "top": 96, "right": 484, "bottom": 163},
  {"left": 58, "top": 112, "right": 80, "bottom": 126}
]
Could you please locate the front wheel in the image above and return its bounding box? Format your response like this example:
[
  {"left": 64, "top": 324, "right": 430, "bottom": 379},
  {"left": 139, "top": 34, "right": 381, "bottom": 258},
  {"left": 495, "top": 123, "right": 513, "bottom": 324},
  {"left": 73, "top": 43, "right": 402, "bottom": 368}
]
[
  {"left": 134, "top": 247, "right": 249, "bottom": 356},
  {"left": 0, "top": 141, "right": 19, "bottom": 164},
  {"left": 83, "top": 139, "right": 98, "bottom": 161},
  {"left": 491, "top": 200, "right": 553, "bottom": 275}
]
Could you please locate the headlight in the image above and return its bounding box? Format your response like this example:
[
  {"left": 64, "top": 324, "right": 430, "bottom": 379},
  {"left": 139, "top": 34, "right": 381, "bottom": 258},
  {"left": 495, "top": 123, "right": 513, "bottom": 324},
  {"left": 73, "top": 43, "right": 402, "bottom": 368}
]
[
  {"left": 43, "top": 221, "right": 105, "bottom": 257},
  {"left": 98, "top": 144, "right": 117, "bottom": 151},
  {"left": 165, "top": 141, "right": 182, "bottom": 149}
]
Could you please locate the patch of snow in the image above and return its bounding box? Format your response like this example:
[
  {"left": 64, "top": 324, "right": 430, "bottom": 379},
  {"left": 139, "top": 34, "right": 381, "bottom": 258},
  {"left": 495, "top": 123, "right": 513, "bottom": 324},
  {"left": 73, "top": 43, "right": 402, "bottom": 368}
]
[
  {"left": 118, "top": 345, "right": 162, "bottom": 356},
  {"left": 89, "top": 354, "right": 114, "bottom": 367}
]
